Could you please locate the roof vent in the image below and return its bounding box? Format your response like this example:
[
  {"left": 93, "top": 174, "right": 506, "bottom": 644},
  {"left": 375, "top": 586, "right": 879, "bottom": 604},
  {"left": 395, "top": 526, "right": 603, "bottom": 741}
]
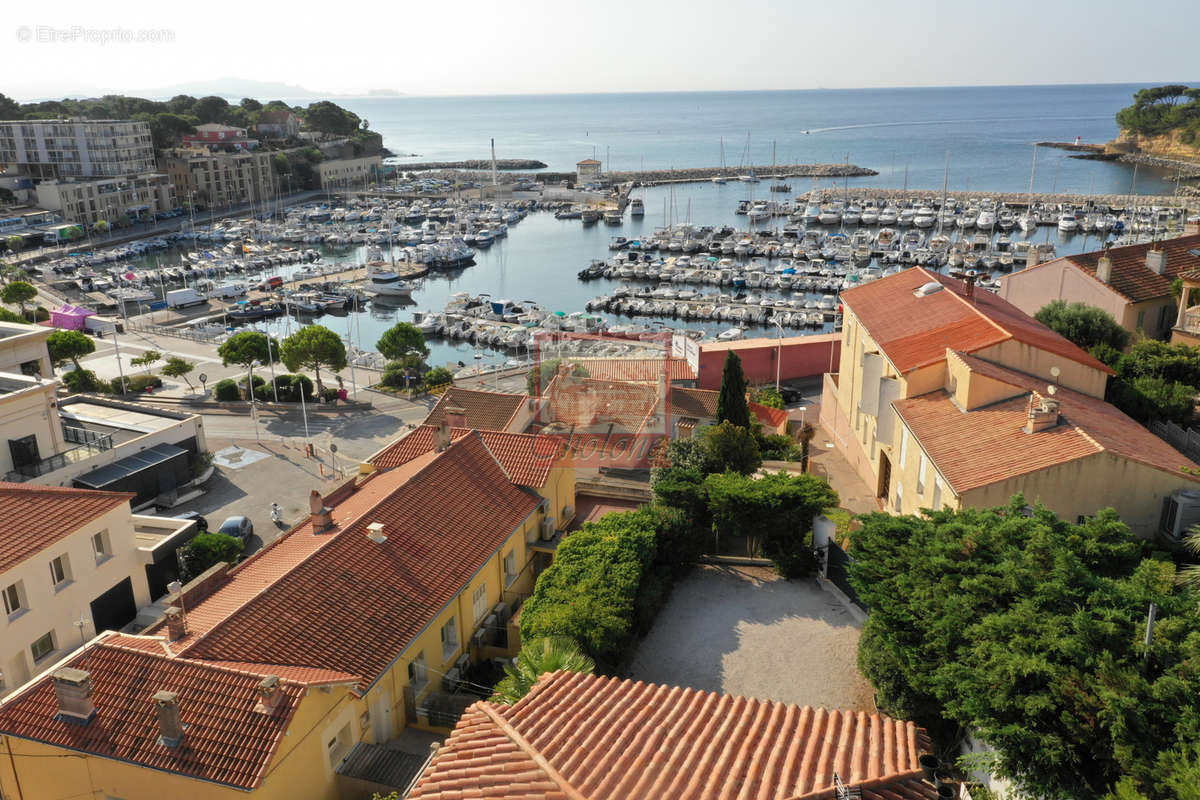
[
  {"left": 309, "top": 489, "right": 334, "bottom": 533},
  {"left": 51, "top": 668, "right": 96, "bottom": 725},
  {"left": 254, "top": 675, "right": 285, "bottom": 715},
  {"left": 913, "top": 281, "right": 944, "bottom": 298},
  {"left": 153, "top": 690, "right": 185, "bottom": 747},
  {"left": 366, "top": 522, "right": 387, "bottom": 544}
]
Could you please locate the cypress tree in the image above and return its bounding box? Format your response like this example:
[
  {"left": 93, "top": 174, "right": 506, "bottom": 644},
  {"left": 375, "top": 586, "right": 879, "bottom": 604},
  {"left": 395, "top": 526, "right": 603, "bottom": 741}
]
[{"left": 716, "top": 351, "right": 750, "bottom": 428}]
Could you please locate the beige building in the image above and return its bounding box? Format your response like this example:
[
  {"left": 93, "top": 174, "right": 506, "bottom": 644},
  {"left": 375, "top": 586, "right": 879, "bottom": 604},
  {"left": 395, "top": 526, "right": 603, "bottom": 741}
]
[
  {"left": 0, "top": 484, "right": 193, "bottom": 698},
  {"left": 998, "top": 233, "right": 1200, "bottom": 339},
  {"left": 821, "top": 267, "right": 1200, "bottom": 538},
  {"left": 316, "top": 155, "right": 382, "bottom": 189},
  {"left": 576, "top": 158, "right": 602, "bottom": 184},
  {"left": 34, "top": 172, "right": 175, "bottom": 225},
  {"left": 163, "top": 148, "right": 275, "bottom": 209},
  {"left": 0, "top": 322, "right": 207, "bottom": 506},
  {"left": 0, "top": 119, "right": 156, "bottom": 180}
]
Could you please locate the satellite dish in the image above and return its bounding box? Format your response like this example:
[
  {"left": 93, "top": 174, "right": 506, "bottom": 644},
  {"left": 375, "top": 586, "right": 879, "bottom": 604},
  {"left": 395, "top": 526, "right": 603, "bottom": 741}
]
[
  {"left": 1050, "top": 366, "right": 1061, "bottom": 378},
  {"left": 1047, "top": 385, "right": 1058, "bottom": 396}
]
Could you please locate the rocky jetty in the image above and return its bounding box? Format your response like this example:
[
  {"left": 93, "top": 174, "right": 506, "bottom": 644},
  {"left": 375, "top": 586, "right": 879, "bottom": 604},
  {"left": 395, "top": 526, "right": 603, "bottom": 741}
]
[{"left": 401, "top": 159, "right": 549, "bottom": 171}]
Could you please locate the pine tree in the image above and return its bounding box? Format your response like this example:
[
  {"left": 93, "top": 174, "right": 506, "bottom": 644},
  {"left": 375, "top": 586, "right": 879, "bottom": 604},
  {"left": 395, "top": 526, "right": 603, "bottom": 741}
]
[{"left": 716, "top": 351, "right": 750, "bottom": 428}]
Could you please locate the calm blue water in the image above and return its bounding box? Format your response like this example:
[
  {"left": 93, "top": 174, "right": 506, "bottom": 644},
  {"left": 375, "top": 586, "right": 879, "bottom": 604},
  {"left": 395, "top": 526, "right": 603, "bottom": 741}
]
[
  {"left": 129, "top": 85, "right": 1195, "bottom": 370},
  {"left": 340, "top": 84, "right": 1184, "bottom": 195}
]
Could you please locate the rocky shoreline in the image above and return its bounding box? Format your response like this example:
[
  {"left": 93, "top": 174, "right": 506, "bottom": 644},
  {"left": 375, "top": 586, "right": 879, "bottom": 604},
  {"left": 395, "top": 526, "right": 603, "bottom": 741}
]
[{"left": 399, "top": 159, "right": 549, "bottom": 171}]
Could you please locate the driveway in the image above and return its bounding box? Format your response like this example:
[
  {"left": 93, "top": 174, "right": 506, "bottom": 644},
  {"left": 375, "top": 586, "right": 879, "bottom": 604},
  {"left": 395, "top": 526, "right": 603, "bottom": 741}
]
[{"left": 628, "top": 565, "right": 875, "bottom": 711}]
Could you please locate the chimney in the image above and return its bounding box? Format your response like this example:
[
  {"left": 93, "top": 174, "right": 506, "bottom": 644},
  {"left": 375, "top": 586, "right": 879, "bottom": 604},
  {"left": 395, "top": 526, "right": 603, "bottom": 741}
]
[
  {"left": 444, "top": 406, "right": 467, "bottom": 430},
  {"left": 1027, "top": 246, "right": 1042, "bottom": 268},
  {"left": 254, "top": 675, "right": 285, "bottom": 715},
  {"left": 963, "top": 273, "right": 976, "bottom": 302},
  {"left": 1147, "top": 247, "right": 1167, "bottom": 275},
  {"left": 1095, "top": 246, "right": 1113, "bottom": 284},
  {"left": 366, "top": 521, "right": 387, "bottom": 544},
  {"left": 309, "top": 489, "right": 333, "bottom": 533},
  {"left": 432, "top": 419, "right": 451, "bottom": 451},
  {"left": 1023, "top": 396, "right": 1060, "bottom": 434},
  {"left": 153, "top": 690, "right": 184, "bottom": 747},
  {"left": 163, "top": 606, "right": 187, "bottom": 642},
  {"left": 51, "top": 668, "right": 96, "bottom": 724}
]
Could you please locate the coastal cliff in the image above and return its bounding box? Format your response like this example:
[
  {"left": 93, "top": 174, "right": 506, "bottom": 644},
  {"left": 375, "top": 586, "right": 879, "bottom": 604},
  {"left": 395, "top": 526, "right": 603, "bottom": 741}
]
[
  {"left": 1107, "top": 129, "right": 1200, "bottom": 162},
  {"left": 1108, "top": 85, "right": 1200, "bottom": 165}
]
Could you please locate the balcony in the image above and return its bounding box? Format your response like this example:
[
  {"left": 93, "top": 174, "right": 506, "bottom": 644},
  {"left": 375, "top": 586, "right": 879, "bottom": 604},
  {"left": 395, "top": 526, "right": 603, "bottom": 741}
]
[{"left": 5, "top": 426, "right": 113, "bottom": 482}]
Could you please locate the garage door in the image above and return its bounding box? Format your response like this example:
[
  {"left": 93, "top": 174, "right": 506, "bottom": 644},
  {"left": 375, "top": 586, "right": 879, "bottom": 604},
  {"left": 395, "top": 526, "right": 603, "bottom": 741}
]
[{"left": 90, "top": 577, "right": 136, "bottom": 634}]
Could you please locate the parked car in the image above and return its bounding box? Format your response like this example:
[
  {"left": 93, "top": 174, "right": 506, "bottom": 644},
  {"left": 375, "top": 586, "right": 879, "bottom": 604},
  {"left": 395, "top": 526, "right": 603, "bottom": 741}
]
[
  {"left": 174, "top": 511, "right": 208, "bottom": 532},
  {"left": 217, "top": 515, "right": 254, "bottom": 541}
]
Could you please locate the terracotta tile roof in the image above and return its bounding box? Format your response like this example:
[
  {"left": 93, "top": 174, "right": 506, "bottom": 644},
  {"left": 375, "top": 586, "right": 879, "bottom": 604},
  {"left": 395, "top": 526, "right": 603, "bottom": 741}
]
[
  {"left": 1034, "top": 233, "right": 1200, "bottom": 303},
  {"left": 424, "top": 387, "right": 526, "bottom": 432},
  {"left": 893, "top": 351, "right": 1200, "bottom": 493},
  {"left": 670, "top": 387, "right": 719, "bottom": 419},
  {"left": 368, "top": 425, "right": 562, "bottom": 487},
  {"left": 174, "top": 435, "right": 539, "bottom": 691},
  {"left": 0, "top": 632, "right": 304, "bottom": 790},
  {"left": 0, "top": 483, "right": 133, "bottom": 574},
  {"left": 409, "top": 670, "right": 934, "bottom": 800},
  {"left": 572, "top": 356, "right": 696, "bottom": 383},
  {"left": 840, "top": 267, "right": 1112, "bottom": 375},
  {"left": 751, "top": 401, "right": 791, "bottom": 431},
  {"left": 543, "top": 376, "right": 660, "bottom": 431}
]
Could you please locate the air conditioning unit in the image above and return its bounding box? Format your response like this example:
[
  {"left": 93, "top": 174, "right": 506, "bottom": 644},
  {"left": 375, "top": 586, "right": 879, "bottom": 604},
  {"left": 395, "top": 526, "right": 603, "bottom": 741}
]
[
  {"left": 562, "top": 504, "right": 576, "bottom": 521},
  {"left": 1160, "top": 489, "right": 1200, "bottom": 542},
  {"left": 470, "top": 629, "right": 486, "bottom": 648},
  {"left": 540, "top": 517, "right": 556, "bottom": 541},
  {"left": 442, "top": 666, "right": 461, "bottom": 693},
  {"left": 454, "top": 655, "right": 470, "bottom": 674},
  {"left": 492, "top": 602, "right": 510, "bottom": 628}
]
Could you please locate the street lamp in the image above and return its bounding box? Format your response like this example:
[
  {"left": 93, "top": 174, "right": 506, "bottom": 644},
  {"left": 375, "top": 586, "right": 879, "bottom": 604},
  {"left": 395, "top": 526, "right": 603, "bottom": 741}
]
[{"left": 249, "top": 360, "right": 262, "bottom": 441}]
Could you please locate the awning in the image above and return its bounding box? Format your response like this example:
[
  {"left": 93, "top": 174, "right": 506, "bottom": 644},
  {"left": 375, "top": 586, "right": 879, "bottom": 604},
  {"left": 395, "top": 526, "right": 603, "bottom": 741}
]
[
  {"left": 336, "top": 742, "right": 429, "bottom": 790},
  {"left": 74, "top": 443, "right": 188, "bottom": 490}
]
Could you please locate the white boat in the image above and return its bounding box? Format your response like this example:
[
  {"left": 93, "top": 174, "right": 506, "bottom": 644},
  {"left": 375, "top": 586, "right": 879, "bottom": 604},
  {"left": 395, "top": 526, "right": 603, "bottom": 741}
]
[
  {"left": 630, "top": 198, "right": 645, "bottom": 217},
  {"left": 367, "top": 268, "right": 414, "bottom": 297},
  {"left": 1057, "top": 213, "right": 1079, "bottom": 232},
  {"left": 717, "top": 326, "right": 744, "bottom": 341}
]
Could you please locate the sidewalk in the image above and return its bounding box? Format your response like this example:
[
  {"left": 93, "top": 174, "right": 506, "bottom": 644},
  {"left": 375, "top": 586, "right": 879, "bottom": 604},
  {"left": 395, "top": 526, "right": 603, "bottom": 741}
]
[{"left": 805, "top": 421, "right": 879, "bottom": 515}]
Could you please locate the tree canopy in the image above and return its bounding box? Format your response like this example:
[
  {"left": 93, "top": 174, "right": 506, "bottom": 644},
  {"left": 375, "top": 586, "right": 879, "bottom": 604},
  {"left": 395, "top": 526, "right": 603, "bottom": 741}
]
[
  {"left": 1, "top": 281, "right": 37, "bottom": 318},
  {"left": 716, "top": 351, "right": 750, "bottom": 427},
  {"left": 160, "top": 356, "right": 196, "bottom": 389},
  {"left": 491, "top": 637, "right": 595, "bottom": 705},
  {"left": 375, "top": 322, "right": 429, "bottom": 367},
  {"left": 1116, "top": 85, "right": 1200, "bottom": 143},
  {"left": 217, "top": 330, "right": 277, "bottom": 370},
  {"left": 1105, "top": 340, "right": 1200, "bottom": 425},
  {"left": 848, "top": 497, "right": 1200, "bottom": 799},
  {"left": 280, "top": 325, "right": 346, "bottom": 391},
  {"left": 46, "top": 329, "right": 95, "bottom": 371},
  {"left": 698, "top": 420, "right": 761, "bottom": 475},
  {"left": 1035, "top": 299, "right": 1131, "bottom": 351}
]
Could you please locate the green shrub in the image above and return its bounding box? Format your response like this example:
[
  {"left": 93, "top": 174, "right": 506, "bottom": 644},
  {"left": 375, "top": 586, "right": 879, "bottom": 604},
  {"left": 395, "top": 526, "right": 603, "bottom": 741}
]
[
  {"left": 33, "top": 307, "right": 49, "bottom": 322},
  {"left": 125, "top": 374, "right": 162, "bottom": 392},
  {"left": 272, "top": 373, "right": 313, "bottom": 401},
  {"left": 62, "top": 368, "right": 107, "bottom": 393},
  {"left": 213, "top": 378, "right": 239, "bottom": 401},
  {"left": 380, "top": 360, "right": 414, "bottom": 389},
  {"left": 178, "top": 532, "right": 244, "bottom": 581},
  {"left": 521, "top": 509, "right": 659, "bottom": 666},
  {"left": 423, "top": 366, "right": 453, "bottom": 388},
  {"left": 320, "top": 387, "right": 339, "bottom": 403}
]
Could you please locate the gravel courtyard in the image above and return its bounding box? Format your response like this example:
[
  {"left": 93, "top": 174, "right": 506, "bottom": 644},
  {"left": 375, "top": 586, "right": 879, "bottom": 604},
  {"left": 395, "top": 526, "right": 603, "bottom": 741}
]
[{"left": 627, "top": 564, "right": 875, "bottom": 711}]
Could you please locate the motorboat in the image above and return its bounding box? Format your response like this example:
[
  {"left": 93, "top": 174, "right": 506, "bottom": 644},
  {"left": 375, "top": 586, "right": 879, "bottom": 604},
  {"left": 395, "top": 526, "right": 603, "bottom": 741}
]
[{"left": 367, "top": 268, "right": 414, "bottom": 297}]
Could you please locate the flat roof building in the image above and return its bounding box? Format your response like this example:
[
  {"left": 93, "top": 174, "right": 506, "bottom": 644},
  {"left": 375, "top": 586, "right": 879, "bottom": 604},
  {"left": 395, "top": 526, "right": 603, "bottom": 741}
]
[{"left": 0, "top": 119, "right": 155, "bottom": 180}]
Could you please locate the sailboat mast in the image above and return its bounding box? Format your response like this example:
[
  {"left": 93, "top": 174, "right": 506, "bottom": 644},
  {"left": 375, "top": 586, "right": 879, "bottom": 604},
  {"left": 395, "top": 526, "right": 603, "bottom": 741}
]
[{"left": 939, "top": 150, "right": 949, "bottom": 234}]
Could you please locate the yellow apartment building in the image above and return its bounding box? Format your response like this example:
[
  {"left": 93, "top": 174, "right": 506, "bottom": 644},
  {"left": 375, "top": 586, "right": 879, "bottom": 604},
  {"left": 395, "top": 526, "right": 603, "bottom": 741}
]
[{"left": 820, "top": 267, "right": 1200, "bottom": 538}]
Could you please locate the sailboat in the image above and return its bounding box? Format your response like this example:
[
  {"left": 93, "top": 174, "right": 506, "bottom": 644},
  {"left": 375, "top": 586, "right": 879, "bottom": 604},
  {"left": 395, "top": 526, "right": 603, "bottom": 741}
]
[
  {"left": 770, "top": 141, "right": 791, "bottom": 192},
  {"left": 1018, "top": 145, "right": 1039, "bottom": 233},
  {"left": 712, "top": 138, "right": 728, "bottom": 184},
  {"left": 737, "top": 132, "right": 759, "bottom": 182}
]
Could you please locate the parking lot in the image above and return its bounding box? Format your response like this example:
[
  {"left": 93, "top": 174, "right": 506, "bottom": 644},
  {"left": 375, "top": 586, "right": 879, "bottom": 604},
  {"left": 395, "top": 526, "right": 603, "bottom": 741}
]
[{"left": 628, "top": 565, "right": 875, "bottom": 711}]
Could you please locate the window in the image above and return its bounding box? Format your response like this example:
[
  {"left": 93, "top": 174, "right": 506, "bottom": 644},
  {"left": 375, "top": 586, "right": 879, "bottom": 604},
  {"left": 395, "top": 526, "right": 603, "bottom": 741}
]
[
  {"left": 932, "top": 478, "right": 943, "bottom": 511},
  {"left": 49, "top": 555, "right": 71, "bottom": 588},
  {"left": 441, "top": 617, "right": 458, "bottom": 661},
  {"left": 407, "top": 651, "right": 428, "bottom": 691},
  {"left": 894, "top": 481, "right": 904, "bottom": 514},
  {"left": 326, "top": 723, "right": 352, "bottom": 766},
  {"left": 472, "top": 583, "right": 488, "bottom": 622},
  {"left": 916, "top": 453, "right": 928, "bottom": 495},
  {"left": 503, "top": 550, "right": 517, "bottom": 587},
  {"left": 1136, "top": 310, "right": 1146, "bottom": 331},
  {"left": 92, "top": 530, "right": 110, "bottom": 560},
  {"left": 899, "top": 428, "right": 909, "bottom": 468},
  {"left": 31, "top": 632, "right": 54, "bottom": 663},
  {"left": 3, "top": 582, "right": 23, "bottom": 616}
]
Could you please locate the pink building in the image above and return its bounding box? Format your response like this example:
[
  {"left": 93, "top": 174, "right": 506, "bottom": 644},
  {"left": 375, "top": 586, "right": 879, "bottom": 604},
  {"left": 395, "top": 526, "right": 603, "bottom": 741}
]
[
  {"left": 696, "top": 334, "right": 841, "bottom": 390},
  {"left": 182, "top": 124, "right": 258, "bottom": 150},
  {"left": 50, "top": 304, "right": 94, "bottom": 330}
]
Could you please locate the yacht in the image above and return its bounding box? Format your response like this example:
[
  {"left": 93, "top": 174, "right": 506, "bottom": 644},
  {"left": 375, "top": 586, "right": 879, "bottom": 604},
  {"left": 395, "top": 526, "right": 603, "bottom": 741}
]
[
  {"left": 366, "top": 268, "right": 414, "bottom": 297},
  {"left": 802, "top": 200, "right": 822, "bottom": 224},
  {"left": 630, "top": 198, "right": 645, "bottom": 217}
]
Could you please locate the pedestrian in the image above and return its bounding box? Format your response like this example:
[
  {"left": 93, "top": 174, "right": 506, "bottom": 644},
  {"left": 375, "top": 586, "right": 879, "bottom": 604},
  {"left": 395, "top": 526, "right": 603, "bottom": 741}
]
[{"left": 270, "top": 503, "right": 282, "bottom": 523}]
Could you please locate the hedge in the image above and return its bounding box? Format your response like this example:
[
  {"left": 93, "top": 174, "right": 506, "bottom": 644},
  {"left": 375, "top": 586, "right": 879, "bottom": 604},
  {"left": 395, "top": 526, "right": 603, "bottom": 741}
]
[
  {"left": 213, "top": 378, "right": 239, "bottom": 401},
  {"left": 520, "top": 509, "right": 659, "bottom": 667}
]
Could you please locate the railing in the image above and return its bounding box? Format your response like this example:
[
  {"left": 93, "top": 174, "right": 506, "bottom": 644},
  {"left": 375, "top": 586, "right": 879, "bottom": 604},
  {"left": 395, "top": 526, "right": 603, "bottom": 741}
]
[
  {"left": 416, "top": 691, "right": 479, "bottom": 729},
  {"left": 63, "top": 425, "right": 114, "bottom": 451},
  {"left": 1183, "top": 311, "right": 1200, "bottom": 335},
  {"left": 5, "top": 428, "right": 115, "bottom": 481}
]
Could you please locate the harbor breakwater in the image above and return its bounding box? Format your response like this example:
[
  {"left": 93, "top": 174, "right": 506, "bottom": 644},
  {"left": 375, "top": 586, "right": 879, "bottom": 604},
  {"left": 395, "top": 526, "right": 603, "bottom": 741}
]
[
  {"left": 805, "top": 186, "right": 1198, "bottom": 210},
  {"left": 396, "top": 163, "right": 877, "bottom": 187}
]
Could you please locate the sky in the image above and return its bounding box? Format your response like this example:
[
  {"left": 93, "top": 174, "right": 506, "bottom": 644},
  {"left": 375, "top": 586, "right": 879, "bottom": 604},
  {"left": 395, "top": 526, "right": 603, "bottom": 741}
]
[{"left": 4, "top": 0, "right": 1199, "bottom": 100}]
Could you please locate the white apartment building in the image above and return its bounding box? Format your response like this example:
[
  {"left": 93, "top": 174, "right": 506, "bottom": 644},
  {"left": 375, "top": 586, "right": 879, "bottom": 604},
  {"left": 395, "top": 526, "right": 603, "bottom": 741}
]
[
  {"left": 34, "top": 173, "right": 175, "bottom": 226},
  {"left": 0, "top": 119, "right": 156, "bottom": 180},
  {"left": 0, "top": 483, "right": 194, "bottom": 698},
  {"left": 317, "top": 155, "right": 382, "bottom": 188}
]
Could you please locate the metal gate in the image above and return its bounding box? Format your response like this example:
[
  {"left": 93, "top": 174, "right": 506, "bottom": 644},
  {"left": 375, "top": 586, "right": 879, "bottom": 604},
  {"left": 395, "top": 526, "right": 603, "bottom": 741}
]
[{"left": 824, "top": 542, "right": 866, "bottom": 611}]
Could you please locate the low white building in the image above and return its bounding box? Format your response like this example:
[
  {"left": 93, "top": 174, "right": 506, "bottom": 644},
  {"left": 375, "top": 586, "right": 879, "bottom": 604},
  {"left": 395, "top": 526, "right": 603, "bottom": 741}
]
[
  {"left": 0, "top": 483, "right": 193, "bottom": 698},
  {"left": 317, "top": 155, "right": 382, "bottom": 189}
]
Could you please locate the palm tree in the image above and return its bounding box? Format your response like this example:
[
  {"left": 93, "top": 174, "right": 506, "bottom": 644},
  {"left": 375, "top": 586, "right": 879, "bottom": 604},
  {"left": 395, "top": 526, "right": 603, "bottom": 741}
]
[
  {"left": 1178, "top": 526, "right": 1200, "bottom": 588},
  {"left": 490, "top": 637, "right": 595, "bottom": 705}
]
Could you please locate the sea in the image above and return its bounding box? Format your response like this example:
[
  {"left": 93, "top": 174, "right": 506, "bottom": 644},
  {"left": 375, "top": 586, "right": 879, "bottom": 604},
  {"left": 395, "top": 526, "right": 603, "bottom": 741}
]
[{"left": 124, "top": 84, "right": 1197, "bottom": 371}]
